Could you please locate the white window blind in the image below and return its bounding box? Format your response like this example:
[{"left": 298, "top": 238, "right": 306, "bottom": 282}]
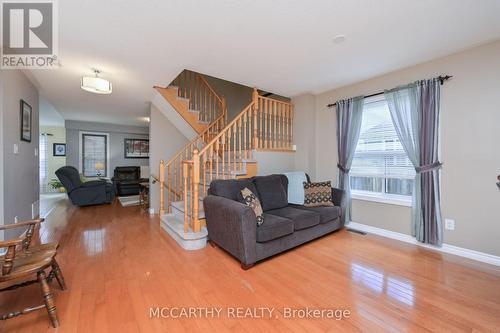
[
  {"left": 39, "top": 134, "right": 49, "bottom": 193},
  {"left": 82, "top": 134, "right": 107, "bottom": 177},
  {"left": 350, "top": 97, "right": 415, "bottom": 197}
]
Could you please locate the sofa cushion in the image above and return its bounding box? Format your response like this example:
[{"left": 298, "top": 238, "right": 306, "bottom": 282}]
[
  {"left": 118, "top": 180, "right": 141, "bottom": 186},
  {"left": 240, "top": 187, "right": 264, "bottom": 226},
  {"left": 253, "top": 175, "right": 288, "bottom": 211},
  {"left": 292, "top": 205, "right": 340, "bottom": 224},
  {"left": 266, "top": 206, "right": 320, "bottom": 231},
  {"left": 210, "top": 179, "right": 257, "bottom": 202},
  {"left": 257, "top": 214, "right": 294, "bottom": 243},
  {"left": 303, "top": 181, "right": 334, "bottom": 207}
]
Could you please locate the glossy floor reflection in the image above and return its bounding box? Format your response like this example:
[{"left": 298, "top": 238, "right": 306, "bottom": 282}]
[
  {"left": 1, "top": 198, "right": 499, "bottom": 332},
  {"left": 351, "top": 262, "right": 415, "bottom": 306},
  {"left": 83, "top": 228, "right": 107, "bottom": 256}
]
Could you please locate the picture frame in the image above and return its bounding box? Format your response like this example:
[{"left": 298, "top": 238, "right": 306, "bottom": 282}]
[
  {"left": 124, "top": 138, "right": 149, "bottom": 159},
  {"left": 53, "top": 143, "right": 66, "bottom": 156},
  {"left": 20, "top": 100, "right": 32, "bottom": 142}
]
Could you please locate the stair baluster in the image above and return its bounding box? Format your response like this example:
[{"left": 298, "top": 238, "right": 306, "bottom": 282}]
[{"left": 159, "top": 85, "right": 294, "bottom": 235}]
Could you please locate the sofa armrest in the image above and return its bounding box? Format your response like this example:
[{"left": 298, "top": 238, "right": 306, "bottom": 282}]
[
  {"left": 332, "top": 187, "right": 347, "bottom": 225},
  {"left": 203, "top": 195, "right": 257, "bottom": 266}
]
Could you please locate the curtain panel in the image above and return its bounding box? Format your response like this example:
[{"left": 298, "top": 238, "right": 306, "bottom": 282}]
[
  {"left": 335, "top": 96, "right": 364, "bottom": 225},
  {"left": 385, "top": 78, "right": 443, "bottom": 246}
]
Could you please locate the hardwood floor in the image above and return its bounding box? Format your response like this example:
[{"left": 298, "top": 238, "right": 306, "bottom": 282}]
[{"left": 1, "top": 199, "right": 500, "bottom": 332}]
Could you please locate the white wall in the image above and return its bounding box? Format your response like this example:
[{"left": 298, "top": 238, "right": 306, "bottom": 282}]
[
  {"left": 292, "top": 40, "right": 500, "bottom": 256},
  {"left": 149, "top": 105, "right": 189, "bottom": 213}
]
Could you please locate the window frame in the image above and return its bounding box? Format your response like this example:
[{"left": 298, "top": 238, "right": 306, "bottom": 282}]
[
  {"left": 79, "top": 131, "right": 110, "bottom": 178},
  {"left": 350, "top": 96, "right": 414, "bottom": 207}
]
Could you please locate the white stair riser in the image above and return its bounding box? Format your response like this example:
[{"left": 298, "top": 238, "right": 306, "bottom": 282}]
[{"left": 160, "top": 214, "right": 207, "bottom": 251}]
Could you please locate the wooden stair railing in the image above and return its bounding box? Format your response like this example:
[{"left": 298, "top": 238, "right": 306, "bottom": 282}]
[
  {"left": 163, "top": 112, "right": 226, "bottom": 215},
  {"left": 171, "top": 70, "right": 227, "bottom": 124},
  {"left": 157, "top": 70, "right": 227, "bottom": 216},
  {"left": 183, "top": 88, "right": 294, "bottom": 232}
]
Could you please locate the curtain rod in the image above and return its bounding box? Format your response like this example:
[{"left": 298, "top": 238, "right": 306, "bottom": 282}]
[{"left": 326, "top": 75, "right": 452, "bottom": 108}]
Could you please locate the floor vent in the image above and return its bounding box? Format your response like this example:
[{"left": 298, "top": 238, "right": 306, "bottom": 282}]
[{"left": 346, "top": 228, "right": 367, "bottom": 235}]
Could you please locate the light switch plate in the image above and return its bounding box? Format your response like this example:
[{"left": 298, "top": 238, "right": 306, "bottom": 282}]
[
  {"left": 445, "top": 219, "right": 455, "bottom": 230},
  {"left": 34, "top": 147, "right": 38, "bottom": 156},
  {"left": 13, "top": 143, "right": 19, "bottom": 154}
]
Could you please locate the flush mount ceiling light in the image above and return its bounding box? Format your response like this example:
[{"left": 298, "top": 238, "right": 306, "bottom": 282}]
[{"left": 81, "top": 69, "right": 112, "bottom": 94}]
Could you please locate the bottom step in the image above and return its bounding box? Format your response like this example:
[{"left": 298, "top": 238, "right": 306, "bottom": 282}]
[{"left": 160, "top": 214, "right": 208, "bottom": 250}]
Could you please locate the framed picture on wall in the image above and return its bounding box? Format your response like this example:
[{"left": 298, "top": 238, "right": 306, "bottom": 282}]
[
  {"left": 53, "top": 143, "right": 66, "bottom": 156},
  {"left": 20, "top": 100, "right": 32, "bottom": 142},
  {"left": 124, "top": 138, "right": 149, "bottom": 158}
]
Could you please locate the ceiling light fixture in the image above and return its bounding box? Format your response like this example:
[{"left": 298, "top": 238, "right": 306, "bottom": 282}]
[{"left": 81, "top": 69, "right": 112, "bottom": 94}]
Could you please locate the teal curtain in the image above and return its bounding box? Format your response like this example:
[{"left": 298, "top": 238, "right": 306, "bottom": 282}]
[
  {"left": 385, "top": 79, "right": 443, "bottom": 246},
  {"left": 336, "top": 96, "right": 364, "bottom": 225}
]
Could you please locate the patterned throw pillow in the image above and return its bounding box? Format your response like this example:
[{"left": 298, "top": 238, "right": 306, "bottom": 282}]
[
  {"left": 240, "top": 187, "right": 264, "bottom": 226},
  {"left": 303, "top": 181, "right": 334, "bottom": 207}
]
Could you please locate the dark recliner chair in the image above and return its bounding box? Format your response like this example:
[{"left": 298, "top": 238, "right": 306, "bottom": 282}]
[
  {"left": 112, "top": 166, "right": 148, "bottom": 197},
  {"left": 55, "top": 166, "right": 115, "bottom": 206}
]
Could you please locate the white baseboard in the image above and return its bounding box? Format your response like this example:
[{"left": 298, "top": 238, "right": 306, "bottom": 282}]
[{"left": 348, "top": 221, "right": 500, "bottom": 267}]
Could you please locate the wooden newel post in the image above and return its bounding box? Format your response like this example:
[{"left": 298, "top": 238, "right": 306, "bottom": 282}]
[
  {"left": 252, "top": 87, "right": 259, "bottom": 149},
  {"left": 192, "top": 149, "right": 201, "bottom": 233},
  {"left": 182, "top": 162, "right": 189, "bottom": 233},
  {"left": 159, "top": 160, "right": 165, "bottom": 215}
]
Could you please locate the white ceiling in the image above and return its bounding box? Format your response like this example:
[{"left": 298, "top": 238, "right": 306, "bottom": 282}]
[{"left": 28, "top": 0, "right": 500, "bottom": 127}]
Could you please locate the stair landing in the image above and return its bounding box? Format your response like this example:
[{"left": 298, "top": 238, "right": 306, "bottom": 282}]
[{"left": 160, "top": 214, "right": 208, "bottom": 250}]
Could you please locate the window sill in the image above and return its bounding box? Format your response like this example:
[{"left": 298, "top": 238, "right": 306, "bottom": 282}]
[{"left": 351, "top": 192, "right": 412, "bottom": 207}]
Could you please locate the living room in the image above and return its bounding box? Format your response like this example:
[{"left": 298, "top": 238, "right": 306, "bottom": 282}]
[{"left": 1, "top": 1, "right": 500, "bottom": 332}]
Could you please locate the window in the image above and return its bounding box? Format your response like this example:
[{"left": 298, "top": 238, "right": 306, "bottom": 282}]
[
  {"left": 350, "top": 97, "right": 415, "bottom": 204},
  {"left": 81, "top": 133, "right": 108, "bottom": 177},
  {"left": 39, "top": 134, "right": 49, "bottom": 193}
]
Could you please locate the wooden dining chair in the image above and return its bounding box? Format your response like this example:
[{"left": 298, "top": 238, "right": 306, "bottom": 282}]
[{"left": 0, "top": 218, "right": 66, "bottom": 327}]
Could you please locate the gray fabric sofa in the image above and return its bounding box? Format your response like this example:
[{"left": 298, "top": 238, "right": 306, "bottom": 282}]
[{"left": 203, "top": 174, "right": 346, "bottom": 269}]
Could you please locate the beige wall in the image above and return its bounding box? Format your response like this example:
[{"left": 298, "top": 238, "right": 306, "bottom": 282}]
[
  {"left": 0, "top": 70, "right": 39, "bottom": 239},
  {"left": 292, "top": 40, "right": 500, "bottom": 256},
  {"left": 0, "top": 73, "right": 4, "bottom": 241},
  {"left": 149, "top": 104, "right": 189, "bottom": 213},
  {"left": 292, "top": 94, "right": 317, "bottom": 178},
  {"left": 40, "top": 126, "right": 66, "bottom": 183}
]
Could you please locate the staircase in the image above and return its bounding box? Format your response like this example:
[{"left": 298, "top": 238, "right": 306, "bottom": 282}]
[{"left": 154, "top": 70, "right": 294, "bottom": 250}]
